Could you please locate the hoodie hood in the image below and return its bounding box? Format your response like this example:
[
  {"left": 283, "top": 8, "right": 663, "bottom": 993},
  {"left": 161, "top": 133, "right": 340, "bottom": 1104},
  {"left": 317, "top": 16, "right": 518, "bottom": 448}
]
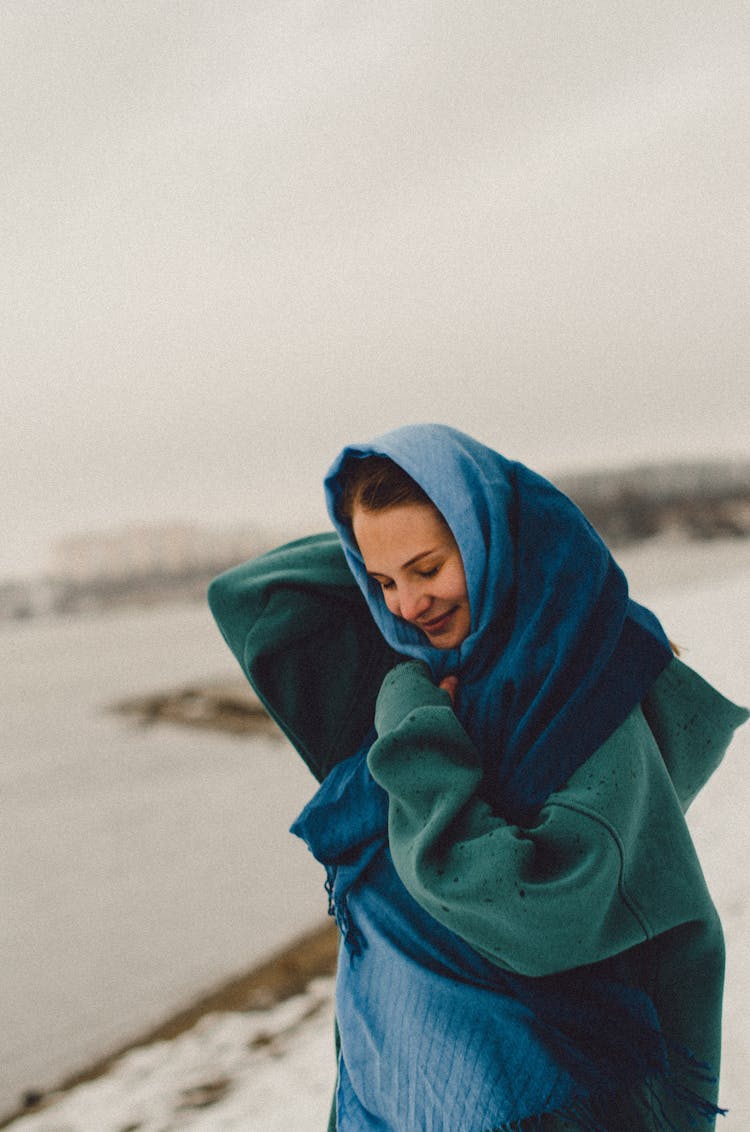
[{"left": 642, "top": 657, "right": 749, "bottom": 811}]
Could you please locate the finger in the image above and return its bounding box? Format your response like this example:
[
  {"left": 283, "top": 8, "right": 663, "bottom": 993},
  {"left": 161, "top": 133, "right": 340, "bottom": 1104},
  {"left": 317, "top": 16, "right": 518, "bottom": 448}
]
[{"left": 438, "top": 675, "right": 458, "bottom": 703}]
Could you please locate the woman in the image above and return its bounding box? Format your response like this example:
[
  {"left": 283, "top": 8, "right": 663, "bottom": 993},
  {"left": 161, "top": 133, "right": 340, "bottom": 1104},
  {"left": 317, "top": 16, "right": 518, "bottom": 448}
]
[{"left": 208, "top": 424, "right": 747, "bottom": 1131}]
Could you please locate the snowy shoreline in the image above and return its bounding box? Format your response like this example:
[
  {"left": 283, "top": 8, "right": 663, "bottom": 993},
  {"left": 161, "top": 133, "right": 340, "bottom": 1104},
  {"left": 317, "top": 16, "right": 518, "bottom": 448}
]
[
  {"left": 3, "top": 975, "right": 339, "bottom": 1132},
  {"left": 2, "top": 922, "right": 338, "bottom": 1129}
]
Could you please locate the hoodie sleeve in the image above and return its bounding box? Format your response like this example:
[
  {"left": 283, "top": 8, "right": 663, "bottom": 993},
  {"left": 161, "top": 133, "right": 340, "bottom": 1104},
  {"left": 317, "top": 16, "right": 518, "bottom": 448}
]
[
  {"left": 208, "top": 533, "right": 395, "bottom": 781},
  {"left": 368, "top": 660, "right": 729, "bottom": 981}
]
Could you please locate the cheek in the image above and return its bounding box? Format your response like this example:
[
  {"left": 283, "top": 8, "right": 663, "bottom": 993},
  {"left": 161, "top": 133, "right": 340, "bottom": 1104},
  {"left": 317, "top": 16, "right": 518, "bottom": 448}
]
[
  {"left": 382, "top": 590, "right": 400, "bottom": 616},
  {"left": 445, "top": 564, "right": 469, "bottom": 603}
]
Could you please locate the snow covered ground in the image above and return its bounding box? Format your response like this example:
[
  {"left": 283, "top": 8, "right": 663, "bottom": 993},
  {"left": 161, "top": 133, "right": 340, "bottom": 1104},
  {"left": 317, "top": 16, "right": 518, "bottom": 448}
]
[
  {"left": 5, "top": 536, "right": 749, "bottom": 1131},
  {"left": 4, "top": 978, "right": 338, "bottom": 1132}
]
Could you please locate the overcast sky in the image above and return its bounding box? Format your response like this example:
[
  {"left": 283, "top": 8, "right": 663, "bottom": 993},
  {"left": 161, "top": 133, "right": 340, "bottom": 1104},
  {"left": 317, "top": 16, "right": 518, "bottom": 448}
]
[{"left": 2, "top": 1, "right": 748, "bottom": 578}]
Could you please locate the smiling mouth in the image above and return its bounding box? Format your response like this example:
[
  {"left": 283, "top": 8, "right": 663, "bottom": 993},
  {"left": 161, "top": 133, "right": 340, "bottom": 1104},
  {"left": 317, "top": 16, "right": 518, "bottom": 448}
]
[{"left": 419, "top": 608, "right": 456, "bottom": 634}]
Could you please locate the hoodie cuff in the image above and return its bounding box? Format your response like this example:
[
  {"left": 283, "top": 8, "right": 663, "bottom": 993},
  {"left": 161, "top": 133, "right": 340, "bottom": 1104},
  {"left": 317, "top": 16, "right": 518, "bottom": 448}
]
[{"left": 374, "top": 660, "right": 452, "bottom": 736}]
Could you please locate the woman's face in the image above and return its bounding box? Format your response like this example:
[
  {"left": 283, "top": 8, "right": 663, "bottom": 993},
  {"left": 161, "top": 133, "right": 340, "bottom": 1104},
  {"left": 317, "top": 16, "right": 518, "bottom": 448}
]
[{"left": 352, "top": 502, "right": 471, "bottom": 649}]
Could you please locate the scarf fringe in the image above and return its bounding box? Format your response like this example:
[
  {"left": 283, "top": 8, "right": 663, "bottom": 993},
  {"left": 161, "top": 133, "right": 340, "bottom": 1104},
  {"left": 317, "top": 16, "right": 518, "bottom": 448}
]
[{"left": 325, "top": 866, "right": 364, "bottom": 957}]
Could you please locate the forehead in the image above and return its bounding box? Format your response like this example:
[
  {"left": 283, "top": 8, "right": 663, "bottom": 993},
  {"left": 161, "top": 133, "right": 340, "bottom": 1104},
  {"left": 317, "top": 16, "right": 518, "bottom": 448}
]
[{"left": 352, "top": 502, "right": 454, "bottom": 571}]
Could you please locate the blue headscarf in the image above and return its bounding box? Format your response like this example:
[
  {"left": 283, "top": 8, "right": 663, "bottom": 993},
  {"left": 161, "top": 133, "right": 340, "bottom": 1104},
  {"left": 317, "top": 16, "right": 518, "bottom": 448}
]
[{"left": 325, "top": 423, "right": 673, "bottom": 821}]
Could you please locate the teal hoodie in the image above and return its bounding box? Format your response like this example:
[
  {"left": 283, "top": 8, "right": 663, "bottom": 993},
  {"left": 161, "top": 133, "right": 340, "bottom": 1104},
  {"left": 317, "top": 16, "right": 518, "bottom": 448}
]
[{"left": 208, "top": 533, "right": 748, "bottom": 1129}]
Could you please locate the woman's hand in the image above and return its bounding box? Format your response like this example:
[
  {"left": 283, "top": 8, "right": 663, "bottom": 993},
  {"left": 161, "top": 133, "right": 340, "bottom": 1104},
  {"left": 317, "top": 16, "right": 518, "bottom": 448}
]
[{"left": 438, "top": 675, "right": 458, "bottom": 706}]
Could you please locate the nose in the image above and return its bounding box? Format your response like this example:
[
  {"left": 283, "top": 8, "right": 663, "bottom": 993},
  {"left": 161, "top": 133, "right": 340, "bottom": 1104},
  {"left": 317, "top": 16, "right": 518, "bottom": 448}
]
[{"left": 394, "top": 580, "right": 430, "bottom": 624}]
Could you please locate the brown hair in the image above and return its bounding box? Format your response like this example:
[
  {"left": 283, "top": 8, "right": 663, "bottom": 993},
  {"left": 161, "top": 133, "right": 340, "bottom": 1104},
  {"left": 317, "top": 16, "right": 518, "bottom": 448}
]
[{"left": 338, "top": 455, "right": 433, "bottom": 521}]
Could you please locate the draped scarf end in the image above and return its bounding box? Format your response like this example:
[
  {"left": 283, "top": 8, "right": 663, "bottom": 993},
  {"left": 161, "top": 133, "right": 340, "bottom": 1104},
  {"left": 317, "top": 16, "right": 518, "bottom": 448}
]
[{"left": 488, "top": 1046, "right": 726, "bottom": 1132}]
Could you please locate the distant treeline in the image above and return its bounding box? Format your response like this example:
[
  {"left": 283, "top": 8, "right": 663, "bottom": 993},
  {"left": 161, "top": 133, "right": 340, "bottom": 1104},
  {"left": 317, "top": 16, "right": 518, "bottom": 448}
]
[
  {"left": 2, "top": 459, "right": 748, "bottom": 623},
  {"left": 557, "top": 459, "right": 750, "bottom": 546}
]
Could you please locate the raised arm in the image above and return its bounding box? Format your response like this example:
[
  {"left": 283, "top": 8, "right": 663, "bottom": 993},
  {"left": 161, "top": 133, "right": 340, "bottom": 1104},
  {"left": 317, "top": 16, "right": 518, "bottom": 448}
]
[{"left": 208, "top": 533, "right": 394, "bottom": 780}]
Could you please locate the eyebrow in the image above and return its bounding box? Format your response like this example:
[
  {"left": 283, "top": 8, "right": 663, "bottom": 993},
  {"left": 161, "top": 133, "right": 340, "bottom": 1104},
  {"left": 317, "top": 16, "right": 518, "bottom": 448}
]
[{"left": 366, "top": 547, "right": 441, "bottom": 578}]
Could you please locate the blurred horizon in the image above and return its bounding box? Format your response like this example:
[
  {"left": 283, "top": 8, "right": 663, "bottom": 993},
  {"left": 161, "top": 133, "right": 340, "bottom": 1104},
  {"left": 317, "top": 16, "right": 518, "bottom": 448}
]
[
  {"left": 3, "top": 2, "right": 749, "bottom": 578},
  {"left": 2, "top": 452, "right": 746, "bottom": 607}
]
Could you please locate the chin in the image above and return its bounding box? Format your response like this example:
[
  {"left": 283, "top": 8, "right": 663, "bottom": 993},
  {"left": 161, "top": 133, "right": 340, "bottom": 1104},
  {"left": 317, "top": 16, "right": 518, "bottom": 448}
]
[{"left": 427, "top": 627, "right": 469, "bottom": 650}]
